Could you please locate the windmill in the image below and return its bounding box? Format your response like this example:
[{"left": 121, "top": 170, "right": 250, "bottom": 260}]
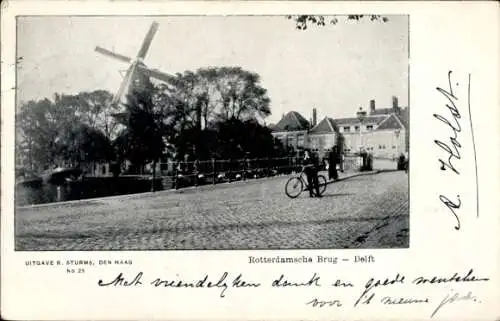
[{"left": 95, "top": 21, "right": 174, "bottom": 108}]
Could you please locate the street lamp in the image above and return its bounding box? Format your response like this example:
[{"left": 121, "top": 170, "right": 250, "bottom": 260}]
[
  {"left": 395, "top": 129, "right": 401, "bottom": 157},
  {"left": 356, "top": 107, "right": 366, "bottom": 153}
]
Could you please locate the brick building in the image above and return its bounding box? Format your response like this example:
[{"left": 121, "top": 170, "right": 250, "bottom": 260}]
[
  {"left": 336, "top": 97, "right": 408, "bottom": 158},
  {"left": 271, "top": 96, "right": 408, "bottom": 159},
  {"left": 271, "top": 110, "right": 311, "bottom": 151}
]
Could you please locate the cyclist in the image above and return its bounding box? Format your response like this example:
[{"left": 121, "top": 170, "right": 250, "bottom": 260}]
[{"left": 303, "top": 150, "right": 322, "bottom": 198}]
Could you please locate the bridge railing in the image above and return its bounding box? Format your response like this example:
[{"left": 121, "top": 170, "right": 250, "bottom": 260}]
[{"left": 157, "top": 155, "right": 360, "bottom": 190}]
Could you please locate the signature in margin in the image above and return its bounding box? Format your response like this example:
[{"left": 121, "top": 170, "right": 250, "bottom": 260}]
[
  {"left": 434, "top": 71, "right": 472, "bottom": 230},
  {"left": 430, "top": 290, "right": 480, "bottom": 318},
  {"left": 434, "top": 70, "right": 463, "bottom": 174}
]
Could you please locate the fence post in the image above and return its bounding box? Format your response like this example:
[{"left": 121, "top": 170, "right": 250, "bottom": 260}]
[
  {"left": 243, "top": 158, "right": 247, "bottom": 181},
  {"left": 151, "top": 160, "right": 156, "bottom": 192},
  {"left": 212, "top": 158, "right": 216, "bottom": 185},
  {"left": 173, "top": 163, "right": 178, "bottom": 190},
  {"left": 194, "top": 160, "right": 198, "bottom": 187}
]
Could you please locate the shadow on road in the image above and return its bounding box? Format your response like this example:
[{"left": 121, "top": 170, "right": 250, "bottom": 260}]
[
  {"left": 317, "top": 193, "right": 354, "bottom": 198},
  {"left": 324, "top": 169, "right": 402, "bottom": 186}
]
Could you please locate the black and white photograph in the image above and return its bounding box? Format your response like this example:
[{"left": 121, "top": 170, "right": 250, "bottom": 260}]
[{"left": 15, "top": 15, "right": 409, "bottom": 251}]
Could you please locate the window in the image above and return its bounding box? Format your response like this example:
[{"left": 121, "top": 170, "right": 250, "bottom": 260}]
[
  {"left": 343, "top": 126, "right": 351, "bottom": 132},
  {"left": 318, "top": 136, "right": 325, "bottom": 150},
  {"left": 366, "top": 125, "right": 374, "bottom": 131},
  {"left": 310, "top": 137, "right": 318, "bottom": 149},
  {"left": 297, "top": 134, "right": 305, "bottom": 147},
  {"left": 354, "top": 125, "right": 360, "bottom": 131}
]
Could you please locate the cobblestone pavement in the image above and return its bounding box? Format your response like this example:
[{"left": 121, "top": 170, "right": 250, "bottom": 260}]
[{"left": 16, "top": 170, "right": 409, "bottom": 250}]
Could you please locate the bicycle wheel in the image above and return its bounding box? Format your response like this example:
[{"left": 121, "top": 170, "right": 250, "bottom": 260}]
[
  {"left": 285, "top": 177, "right": 304, "bottom": 199},
  {"left": 317, "top": 175, "right": 327, "bottom": 196}
]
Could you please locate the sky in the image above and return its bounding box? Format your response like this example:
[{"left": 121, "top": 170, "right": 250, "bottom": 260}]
[{"left": 17, "top": 15, "right": 408, "bottom": 123}]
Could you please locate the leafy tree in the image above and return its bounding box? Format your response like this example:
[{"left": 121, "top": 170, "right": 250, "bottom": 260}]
[
  {"left": 16, "top": 99, "right": 59, "bottom": 171},
  {"left": 59, "top": 123, "right": 114, "bottom": 164},
  {"left": 53, "top": 90, "right": 119, "bottom": 139},
  {"left": 287, "top": 15, "right": 389, "bottom": 30},
  {"left": 212, "top": 118, "right": 285, "bottom": 160},
  {"left": 209, "top": 67, "right": 271, "bottom": 122},
  {"left": 16, "top": 92, "right": 117, "bottom": 173},
  {"left": 152, "top": 67, "right": 271, "bottom": 161},
  {"left": 115, "top": 86, "right": 165, "bottom": 170}
]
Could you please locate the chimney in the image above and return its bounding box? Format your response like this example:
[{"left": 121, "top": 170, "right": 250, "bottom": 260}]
[
  {"left": 356, "top": 107, "right": 367, "bottom": 119},
  {"left": 370, "top": 99, "right": 376, "bottom": 113},
  {"left": 312, "top": 108, "right": 317, "bottom": 127},
  {"left": 392, "top": 96, "right": 399, "bottom": 108},
  {"left": 392, "top": 96, "right": 400, "bottom": 114}
]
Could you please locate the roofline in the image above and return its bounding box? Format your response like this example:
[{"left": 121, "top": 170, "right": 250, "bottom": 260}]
[
  {"left": 271, "top": 129, "right": 308, "bottom": 134},
  {"left": 326, "top": 118, "right": 336, "bottom": 132},
  {"left": 290, "top": 111, "right": 304, "bottom": 128},
  {"left": 309, "top": 116, "right": 327, "bottom": 132},
  {"left": 333, "top": 115, "right": 387, "bottom": 124},
  {"left": 376, "top": 113, "right": 404, "bottom": 130},
  {"left": 393, "top": 113, "right": 406, "bottom": 129},
  {"left": 373, "top": 115, "right": 391, "bottom": 128}
]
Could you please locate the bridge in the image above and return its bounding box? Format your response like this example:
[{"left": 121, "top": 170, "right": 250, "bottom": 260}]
[{"left": 15, "top": 160, "right": 408, "bottom": 251}]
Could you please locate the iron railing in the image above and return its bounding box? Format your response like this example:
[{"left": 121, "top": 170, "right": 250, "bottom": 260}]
[{"left": 157, "top": 155, "right": 360, "bottom": 189}]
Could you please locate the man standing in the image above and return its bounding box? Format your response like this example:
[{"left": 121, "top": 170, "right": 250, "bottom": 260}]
[
  {"left": 303, "top": 150, "right": 321, "bottom": 198},
  {"left": 328, "top": 146, "right": 339, "bottom": 181}
]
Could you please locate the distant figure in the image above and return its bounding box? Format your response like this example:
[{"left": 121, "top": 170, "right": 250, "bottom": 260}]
[
  {"left": 340, "top": 151, "right": 345, "bottom": 172},
  {"left": 303, "top": 150, "right": 321, "bottom": 198},
  {"left": 328, "top": 146, "right": 339, "bottom": 181}
]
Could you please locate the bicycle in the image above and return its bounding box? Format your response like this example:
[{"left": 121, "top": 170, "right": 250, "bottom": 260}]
[{"left": 285, "top": 167, "right": 327, "bottom": 199}]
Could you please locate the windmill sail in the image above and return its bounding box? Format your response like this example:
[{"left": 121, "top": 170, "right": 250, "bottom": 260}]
[
  {"left": 95, "top": 21, "right": 174, "bottom": 109},
  {"left": 136, "top": 22, "right": 159, "bottom": 60},
  {"left": 113, "top": 63, "right": 140, "bottom": 107},
  {"left": 95, "top": 46, "right": 132, "bottom": 64}
]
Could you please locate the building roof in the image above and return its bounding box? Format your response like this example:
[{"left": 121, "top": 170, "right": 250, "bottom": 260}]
[
  {"left": 397, "top": 107, "right": 409, "bottom": 129},
  {"left": 273, "top": 111, "right": 310, "bottom": 132},
  {"left": 370, "top": 107, "right": 395, "bottom": 116},
  {"left": 376, "top": 114, "right": 404, "bottom": 130},
  {"left": 333, "top": 115, "right": 387, "bottom": 126},
  {"left": 310, "top": 117, "right": 339, "bottom": 134}
]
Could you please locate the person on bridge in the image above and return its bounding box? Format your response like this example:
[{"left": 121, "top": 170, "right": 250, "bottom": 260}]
[
  {"left": 328, "top": 146, "right": 340, "bottom": 181},
  {"left": 303, "top": 150, "right": 321, "bottom": 198}
]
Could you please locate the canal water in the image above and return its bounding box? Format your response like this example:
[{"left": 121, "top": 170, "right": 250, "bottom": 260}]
[{"left": 15, "top": 176, "right": 165, "bottom": 206}]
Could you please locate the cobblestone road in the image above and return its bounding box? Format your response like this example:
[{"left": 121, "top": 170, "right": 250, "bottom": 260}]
[{"left": 16, "top": 170, "right": 409, "bottom": 250}]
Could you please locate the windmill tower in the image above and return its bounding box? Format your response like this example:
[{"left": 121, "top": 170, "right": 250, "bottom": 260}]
[{"left": 95, "top": 21, "right": 174, "bottom": 109}]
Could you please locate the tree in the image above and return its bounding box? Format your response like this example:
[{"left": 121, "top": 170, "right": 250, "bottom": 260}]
[
  {"left": 209, "top": 67, "right": 271, "bottom": 122},
  {"left": 16, "top": 99, "right": 59, "bottom": 171},
  {"left": 287, "top": 15, "right": 389, "bottom": 30},
  {"left": 212, "top": 118, "right": 284, "bottom": 160},
  {"left": 152, "top": 67, "right": 271, "bottom": 161},
  {"left": 59, "top": 123, "right": 114, "bottom": 165},
  {"left": 53, "top": 90, "right": 119, "bottom": 140},
  {"left": 116, "top": 86, "right": 165, "bottom": 171},
  {"left": 16, "top": 95, "right": 114, "bottom": 172}
]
